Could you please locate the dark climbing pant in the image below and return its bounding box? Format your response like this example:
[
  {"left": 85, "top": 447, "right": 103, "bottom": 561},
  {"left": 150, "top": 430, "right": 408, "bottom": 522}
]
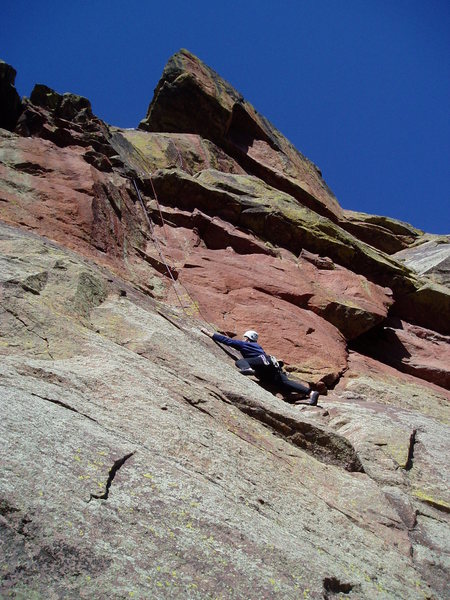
[{"left": 235, "top": 357, "right": 310, "bottom": 395}]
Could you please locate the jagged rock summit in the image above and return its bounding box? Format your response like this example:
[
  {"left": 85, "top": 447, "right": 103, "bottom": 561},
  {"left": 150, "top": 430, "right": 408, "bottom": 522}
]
[{"left": 0, "top": 51, "right": 449, "bottom": 599}]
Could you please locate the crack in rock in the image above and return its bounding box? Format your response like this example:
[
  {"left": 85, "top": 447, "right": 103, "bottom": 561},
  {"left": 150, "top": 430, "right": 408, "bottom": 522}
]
[
  {"left": 404, "top": 429, "right": 417, "bottom": 471},
  {"left": 221, "top": 392, "right": 364, "bottom": 472},
  {"left": 3, "top": 306, "right": 54, "bottom": 359},
  {"left": 89, "top": 452, "right": 134, "bottom": 501},
  {"left": 182, "top": 395, "right": 214, "bottom": 417},
  {"left": 30, "top": 392, "right": 97, "bottom": 423},
  {"left": 323, "top": 576, "right": 356, "bottom": 598}
]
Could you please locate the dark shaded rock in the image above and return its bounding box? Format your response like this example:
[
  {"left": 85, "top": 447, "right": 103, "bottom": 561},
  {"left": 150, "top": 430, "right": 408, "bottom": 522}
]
[
  {"left": 351, "top": 318, "right": 450, "bottom": 389},
  {"left": 0, "top": 60, "right": 22, "bottom": 131},
  {"left": 30, "top": 84, "right": 93, "bottom": 121},
  {"left": 342, "top": 210, "right": 423, "bottom": 254},
  {"left": 392, "top": 279, "right": 450, "bottom": 336},
  {"left": 15, "top": 84, "right": 115, "bottom": 158},
  {"left": 83, "top": 148, "right": 113, "bottom": 172}
]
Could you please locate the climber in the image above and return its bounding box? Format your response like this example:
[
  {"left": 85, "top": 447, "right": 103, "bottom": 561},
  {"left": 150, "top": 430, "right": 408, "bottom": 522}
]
[{"left": 201, "top": 328, "right": 319, "bottom": 406}]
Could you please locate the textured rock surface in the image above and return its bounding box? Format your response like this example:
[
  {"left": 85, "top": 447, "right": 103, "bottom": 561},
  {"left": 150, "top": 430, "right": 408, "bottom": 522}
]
[
  {"left": 352, "top": 319, "right": 450, "bottom": 390},
  {"left": 394, "top": 236, "right": 450, "bottom": 286},
  {"left": 1, "top": 223, "right": 449, "bottom": 599},
  {"left": 1, "top": 53, "right": 449, "bottom": 598},
  {"left": 342, "top": 210, "right": 423, "bottom": 254}
]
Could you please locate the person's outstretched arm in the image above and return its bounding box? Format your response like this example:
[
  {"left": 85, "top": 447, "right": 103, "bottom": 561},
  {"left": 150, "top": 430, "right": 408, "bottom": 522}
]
[{"left": 200, "top": 328, "right": 247, "bottom": 350}]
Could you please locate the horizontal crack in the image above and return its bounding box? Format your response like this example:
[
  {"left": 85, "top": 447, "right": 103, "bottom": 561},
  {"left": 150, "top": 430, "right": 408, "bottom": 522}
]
[
  {"left": 221, "top": 391, "right": 364, "bottom": 472},
  {"left": 30, "top": 392, "right": 98, "bottom": 422}
]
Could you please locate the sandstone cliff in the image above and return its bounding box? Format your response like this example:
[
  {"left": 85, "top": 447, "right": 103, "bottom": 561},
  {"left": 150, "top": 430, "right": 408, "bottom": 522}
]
[{"left": 0, "top": 50, "right": 449, "bottom": 599}]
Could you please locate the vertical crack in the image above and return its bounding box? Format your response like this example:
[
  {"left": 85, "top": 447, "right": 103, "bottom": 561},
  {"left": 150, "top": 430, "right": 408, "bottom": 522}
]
[
  {"left": 89, "top": 452, "right": 134, "bottom": 501},
  {"left": 404, "top": 429, "right": 417, "bottom": 471}
]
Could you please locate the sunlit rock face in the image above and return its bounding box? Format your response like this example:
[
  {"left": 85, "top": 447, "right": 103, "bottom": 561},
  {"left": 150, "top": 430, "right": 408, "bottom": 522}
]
[{"left": 1, "top": 53, "right": 449, "bottom": 599}]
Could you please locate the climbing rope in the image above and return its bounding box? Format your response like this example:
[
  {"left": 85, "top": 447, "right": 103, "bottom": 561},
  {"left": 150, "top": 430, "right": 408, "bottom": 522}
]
[
  {"left": 132, "top": 176, "right": 216, "bottom": 330},
  {"left": 132, "top": 178, "right": 185, "bottom": 310}
]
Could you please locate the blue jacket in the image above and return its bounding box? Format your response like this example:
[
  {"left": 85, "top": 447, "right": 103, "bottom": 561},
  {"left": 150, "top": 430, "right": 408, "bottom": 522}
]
[{"left": 212, "top": 333, "right": 266, "bottom": 359}]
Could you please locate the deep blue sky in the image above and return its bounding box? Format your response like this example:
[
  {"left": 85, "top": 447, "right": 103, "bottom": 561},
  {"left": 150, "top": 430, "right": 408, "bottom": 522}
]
[{"left": 2, "top": 0, "right": 449, "bottom": 234}]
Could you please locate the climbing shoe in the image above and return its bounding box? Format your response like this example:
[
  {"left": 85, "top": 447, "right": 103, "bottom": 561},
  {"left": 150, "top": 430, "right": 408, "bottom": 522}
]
[
  {"left": 239, "top": 368, "right": 255, "bottom": 376},
  {"left": 308, "top": 391, "right": 319, "bottom": 406}
]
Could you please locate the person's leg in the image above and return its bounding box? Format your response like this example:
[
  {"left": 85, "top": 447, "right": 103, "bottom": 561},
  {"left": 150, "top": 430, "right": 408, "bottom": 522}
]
[
  {"left": 236, "top": 356, "right": 269, "bottom": 377},
  {"left": 235, "top": 358, "right": 250, "bottom": 370},
  {"left": 278, "top": 373, "right": 319, "bottom": 405},
  {"left": 235, "top": 358, "right": 255, "bottom": 374},
  {"left": 278, "top": 372, "right": 310, "bottom": 394}
]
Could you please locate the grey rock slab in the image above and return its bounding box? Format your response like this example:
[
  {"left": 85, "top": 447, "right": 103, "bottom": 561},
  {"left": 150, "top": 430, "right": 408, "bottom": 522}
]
[{"left": 394, "top": 238, "right": 450, "bottom": 287}]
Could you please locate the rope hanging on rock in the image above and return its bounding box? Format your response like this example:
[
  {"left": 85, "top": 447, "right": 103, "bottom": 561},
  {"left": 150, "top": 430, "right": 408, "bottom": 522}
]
[
  {"left": 132, "top": 178, "right": 184, "bottom": 310},
  {"left": 132, "top": 177, "right": 215, "bottom": 329}
]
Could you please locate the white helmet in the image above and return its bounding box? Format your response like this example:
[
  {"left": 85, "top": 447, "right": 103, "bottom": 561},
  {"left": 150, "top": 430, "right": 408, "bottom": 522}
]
[{"left": 243, "top": 330, "right": 258, "bottom": 342}]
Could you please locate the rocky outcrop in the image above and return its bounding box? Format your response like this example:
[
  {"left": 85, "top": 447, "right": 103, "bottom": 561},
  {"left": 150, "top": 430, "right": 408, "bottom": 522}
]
[
  {"left": 1, "top": 223, "right": 449, "bottom": 599},
  {"left": 139, "top": 49, "right": 343, "bottom": 222},
  {"left": 16, "top": 84, "right": 116, "bottom": 168},
  {"left": 352, "top": 318, "right": 450, "bottom": 389},
  {"left": 342, "top": 209, "right": 424, "bottom": 254},
  {"left": 0, "top": 61, "right": 22, "bottom": 131},
  {"left": 394, "top": 235, "right": 450, "bottom": 286},
  {"left": 1, "top": 54, "right": 449, "bottom": 598}
]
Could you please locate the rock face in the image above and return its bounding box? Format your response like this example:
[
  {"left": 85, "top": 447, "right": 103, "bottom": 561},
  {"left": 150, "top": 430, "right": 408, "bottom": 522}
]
[
  {"left": 342, "top": 210, "right": 423, "bottom": 254},
  {"left": 139, "top": 49, "right": 343, "bottom": 222},
  {"left": 393, "top": 236, "right": 450, "bottom": 287},
  {"left": 1, "top": 53, "right": 449, "bottom": 599}
]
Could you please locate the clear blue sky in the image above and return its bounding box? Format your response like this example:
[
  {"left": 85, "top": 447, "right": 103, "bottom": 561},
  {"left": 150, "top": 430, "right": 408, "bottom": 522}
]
[{"left": 2, "top": 0, "right": 449, "bottom": 234}]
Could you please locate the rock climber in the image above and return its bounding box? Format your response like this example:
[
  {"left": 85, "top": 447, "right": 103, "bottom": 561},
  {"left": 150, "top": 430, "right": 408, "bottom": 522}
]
[{"left": 201, "top": 328, "right": 319, "bottom": 406}]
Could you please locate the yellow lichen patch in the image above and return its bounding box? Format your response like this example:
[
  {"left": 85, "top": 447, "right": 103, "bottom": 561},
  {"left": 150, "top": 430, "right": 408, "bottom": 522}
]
[
  {"left": 412, "top": 489, "right": 450, "bottom": 511},
  {"left": 385, "top": 442, "right": 409, "bottom": 468}
]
